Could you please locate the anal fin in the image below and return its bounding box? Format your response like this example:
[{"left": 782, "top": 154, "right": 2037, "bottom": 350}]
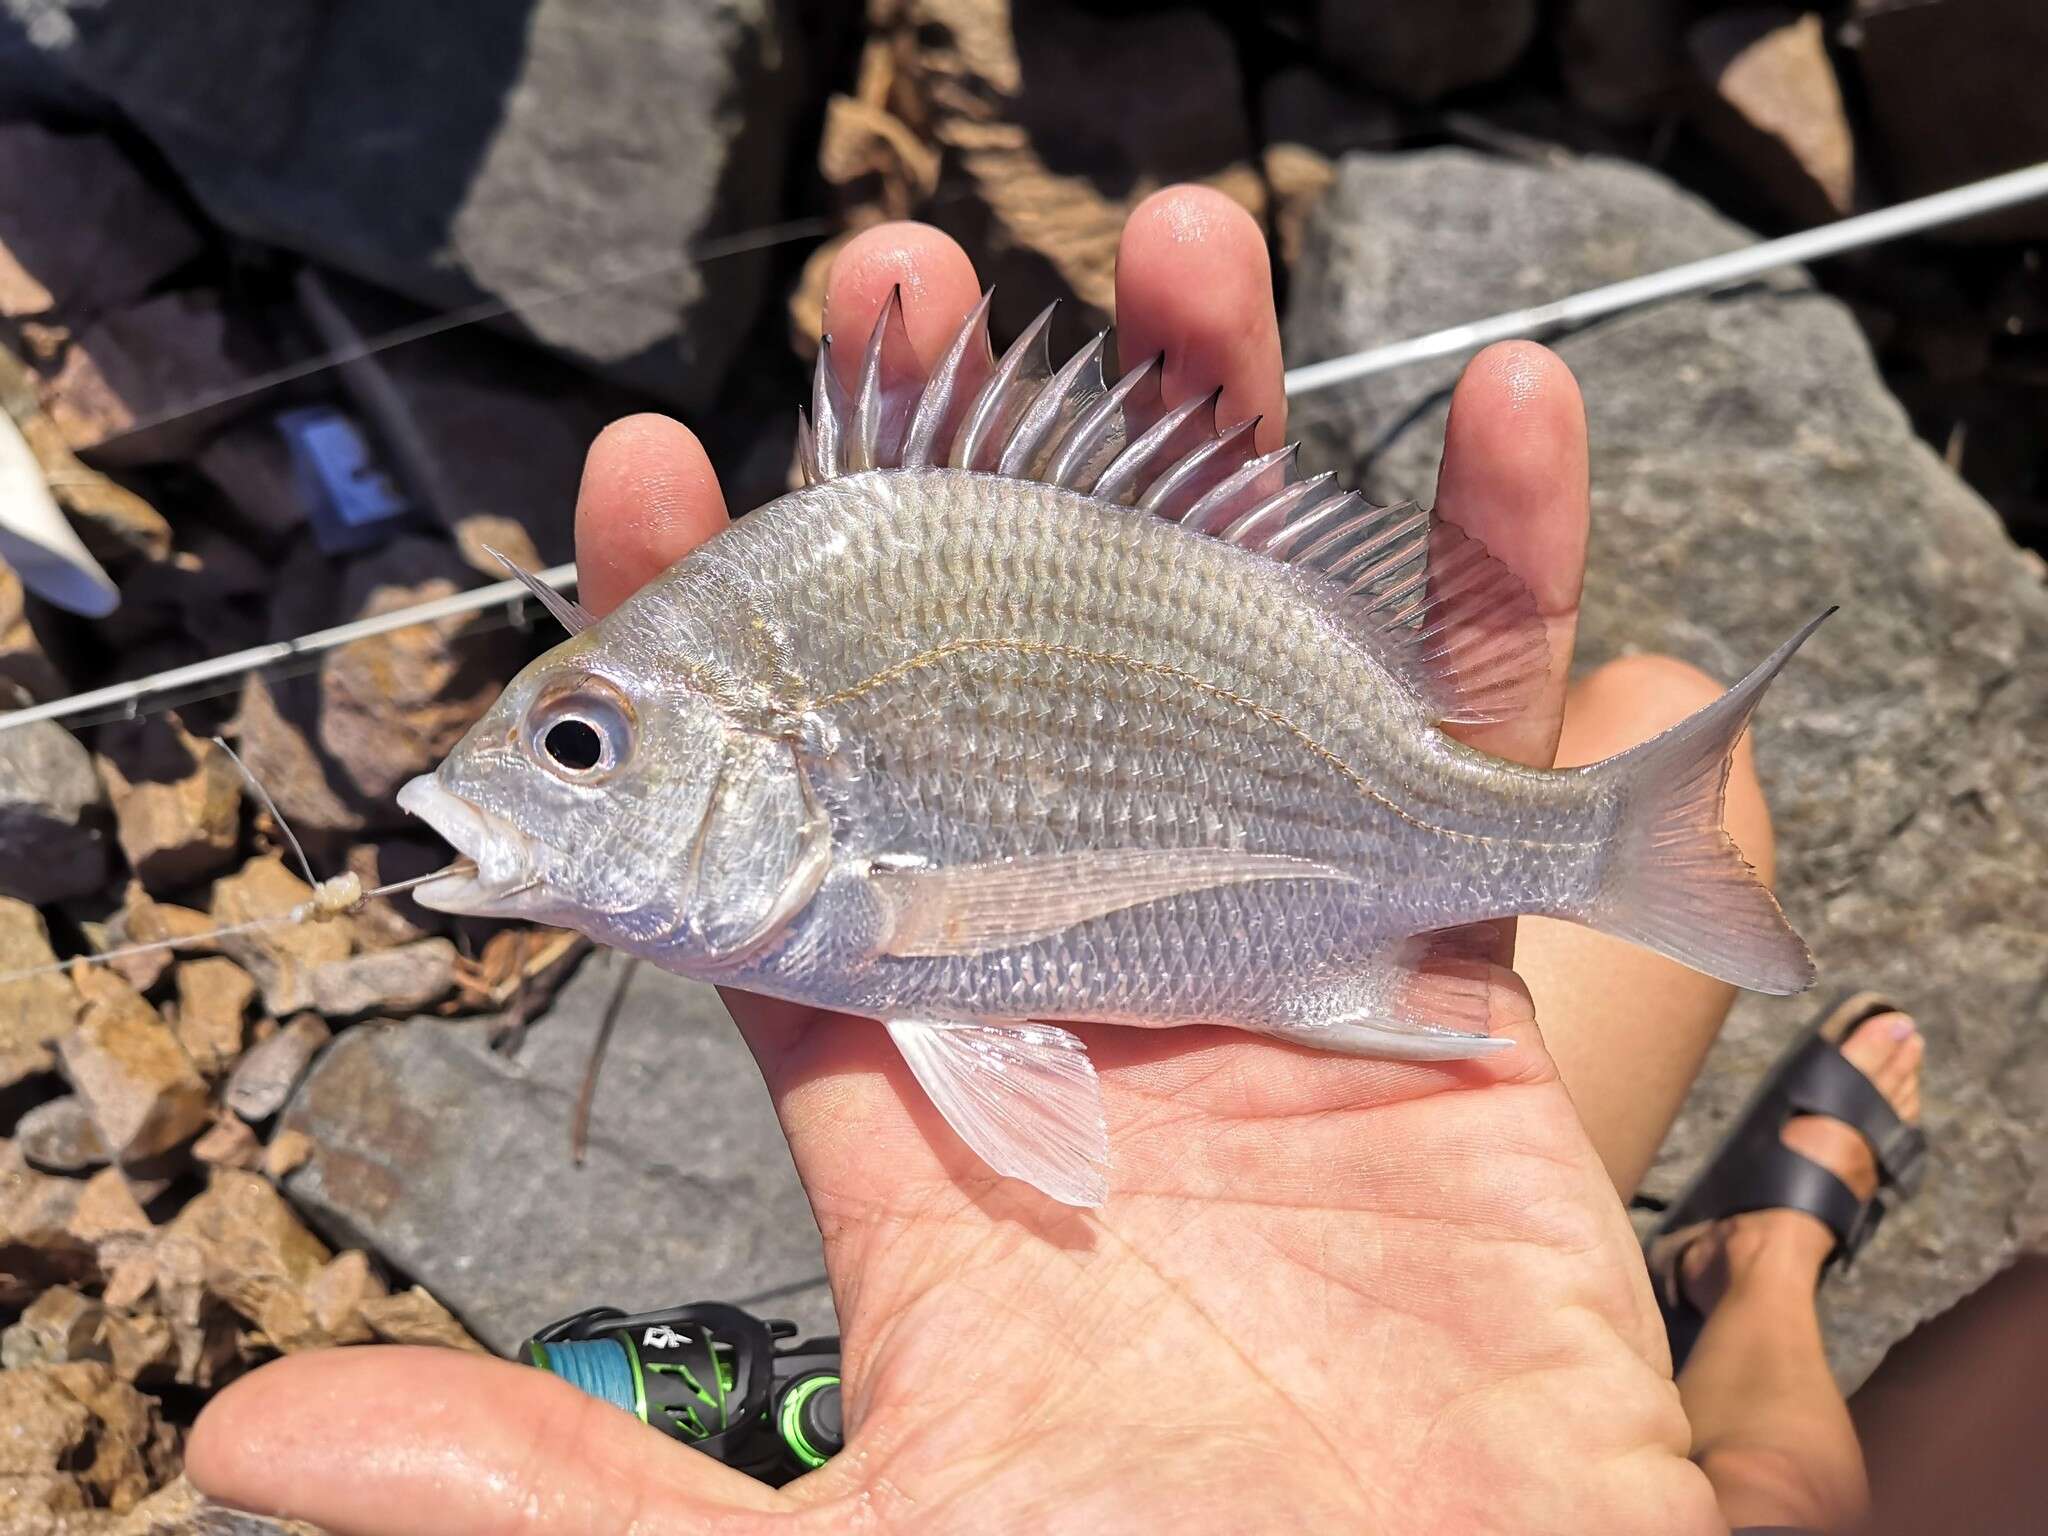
[{"left": 885, "top": 1019, "right": 1110, "bottom": 1207}]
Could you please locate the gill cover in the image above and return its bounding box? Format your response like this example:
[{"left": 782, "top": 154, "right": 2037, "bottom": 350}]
[{"left": 683, "top": 732, "right": 832, "bottom": 965}]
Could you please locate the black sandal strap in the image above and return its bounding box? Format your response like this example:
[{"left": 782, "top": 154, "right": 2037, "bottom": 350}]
[
  {"left": 1720, "top": 1141, "right": 1870, "bottom": 1254},
  {"left": 1780, "top": 1038, "right": 1929, "bottom": 1196}
]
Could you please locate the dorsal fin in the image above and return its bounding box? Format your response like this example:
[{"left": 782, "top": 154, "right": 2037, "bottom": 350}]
[{"left": 803, "top": 293, "right": 1550, "bottom": 725}]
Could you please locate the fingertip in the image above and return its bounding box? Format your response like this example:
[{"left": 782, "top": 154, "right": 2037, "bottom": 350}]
[
  {"left": 824, "top": 221, "right": 982, "bottom": 383},
  {"left": 1116, "top": 184, "right": 1284, "bottom": 447},
  {"left": 573, "top": 413, "right": 726, "bottom": 617}
]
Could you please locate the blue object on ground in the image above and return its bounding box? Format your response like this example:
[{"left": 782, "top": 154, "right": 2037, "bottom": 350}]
[{"left": 277, "top": 405, "right": 413, "bottom": 554}]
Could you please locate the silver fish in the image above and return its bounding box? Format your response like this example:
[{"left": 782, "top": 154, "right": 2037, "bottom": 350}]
[{"left": 400, "top": 290, "right": 1823, "bottom": 1208}]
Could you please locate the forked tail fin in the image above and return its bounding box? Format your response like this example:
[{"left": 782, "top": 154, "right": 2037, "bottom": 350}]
[{"left": 1577, "top": 612, "right": 1833, "bottom": 995}]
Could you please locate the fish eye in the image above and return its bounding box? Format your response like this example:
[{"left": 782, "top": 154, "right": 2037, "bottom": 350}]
[{"left": 528, "top": 681, "right": 634, "bottom": 783}]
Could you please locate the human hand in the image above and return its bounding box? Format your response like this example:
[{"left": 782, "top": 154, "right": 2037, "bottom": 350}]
[{"left": 189, "top": 188, "right": 1721, "bottom": 1535}]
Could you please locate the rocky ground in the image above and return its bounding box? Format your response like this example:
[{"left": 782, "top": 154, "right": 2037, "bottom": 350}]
[{"left": 0, "top": 2, "right": 2042, "bottom": 1529}]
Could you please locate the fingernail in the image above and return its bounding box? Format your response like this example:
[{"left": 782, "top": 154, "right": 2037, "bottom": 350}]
[{"left": 1890, "top": 1016, "right": 1917, "bottom": 1040}]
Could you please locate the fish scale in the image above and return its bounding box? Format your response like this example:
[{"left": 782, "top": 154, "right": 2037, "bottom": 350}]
[{"left": 402, "top": 288, "right": 1827, "bottom": 1206}]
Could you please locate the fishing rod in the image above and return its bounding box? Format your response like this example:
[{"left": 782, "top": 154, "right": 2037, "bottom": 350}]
[{"left": 3, "top": 158, "right": 2045, "bottom": 738}]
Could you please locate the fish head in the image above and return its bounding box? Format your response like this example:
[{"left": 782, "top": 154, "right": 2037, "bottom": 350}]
[{"left": 398, "top": 620, "right": 736, "bottom": 949}]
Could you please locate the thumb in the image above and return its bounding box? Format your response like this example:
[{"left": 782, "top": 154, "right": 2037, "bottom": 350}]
[{"left": 187, "top": 1347, "right": 790, "bottom": 1536}]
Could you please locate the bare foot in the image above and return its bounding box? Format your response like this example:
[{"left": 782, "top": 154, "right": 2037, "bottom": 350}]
[{"left": 1681, "top": 1009, "right": 1923, "bottom": 1313}]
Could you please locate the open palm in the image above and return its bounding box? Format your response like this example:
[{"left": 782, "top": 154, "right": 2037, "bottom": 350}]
[{"left": 190, "top": 189, "right": 1721, "bottom": 1536}]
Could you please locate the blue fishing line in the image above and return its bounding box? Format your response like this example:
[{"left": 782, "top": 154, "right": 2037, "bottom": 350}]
[{"left": 534, "top": 1337, "right": 637, "bottom": 1414}]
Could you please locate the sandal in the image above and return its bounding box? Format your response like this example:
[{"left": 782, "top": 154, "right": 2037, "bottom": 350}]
[{"left": 1644, "top": 992, "right": 1929, "bottom": 1372}]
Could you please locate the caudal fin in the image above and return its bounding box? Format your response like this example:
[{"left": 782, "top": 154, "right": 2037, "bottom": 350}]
[{"left": 1577, "top": 613, "right": 1832, "bottom": 995}]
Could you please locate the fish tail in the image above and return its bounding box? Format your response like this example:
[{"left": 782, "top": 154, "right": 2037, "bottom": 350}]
[{"left": 1575, "top": 611, "right": 1833, "bottom": 995}]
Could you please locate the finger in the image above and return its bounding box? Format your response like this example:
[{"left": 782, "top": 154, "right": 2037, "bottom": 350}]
[
  {"left": 822, "top": 220, "right": 983, "bottom": 391},
  {"left": 1431, "top": 342, "right": 1589, "bottom": 770},
  {"left": 1115, "top": 184, "right": 1285, "bottom": 449},
  {"left": 186, "top": 1347, "right": 789, "bottom": 1536},
  {"left": 573, "top": 414, "right": 727, "bottom": 617}
]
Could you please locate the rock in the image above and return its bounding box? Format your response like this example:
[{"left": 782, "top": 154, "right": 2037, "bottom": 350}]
[
  {"left": 156, "top": 1168, "right": 344, "bottom": 1356},
  {"left": 0, "top": 898, "right": 82, "bottom": 1088},
  {"left": 342, "top": 837, "right": 455, "bottom": 948},
  {"left": 171, "top": 958, "right": 257, "bottom": 1079},
  {"left": 0, "top": 1283, "right": 106, "bottom": 1368},
  {"left": 209, "top": 854, "right": 352, "bottom": 1015},
  {"left": 191, "top": 1116, "right": 261, "bottom": 1170},
  {"left": 17, "top": 1095, "right": 110, "bottom": 1172},
  {"left": 193, "top": 420, "right": 306, "bottom": 552},
  {"left": 819, "top": 0, "right": 1265, "bottom": 343},
  {"left": 94, "top": 716, "right": 244, "bottom": 893},
  {"left": 0, "top": 557, "right": 67, "bottom": 700},
  {"left": 39, "top": 290, "right": 261, "bottom": 454},
  {"left": 100, "top": 1474, "right": 326, "bottom": 1536},
  {"left": 3, "top": 341, "right": 172, "bottom": 566},
  {"left": 68, "top": 1167, "right": 155, "bottom": 1285},
  {"left": 0, "top": 716, "right": 112, "bottom": 904},
  {"left": 1848, "top": 0, "right": 2048, "bottom": 241},
  {"left": 358, "top": 1285, "right": 486, "bottom": 1353},
  {"left": 232, "top": 538, "right": 528, "bottom": 846},
  {"left": 223, "top": 1015, "right": 329, "bottom": 1123},
  {"left": 1, "top": 1140, "right": 101, "bottom": 1304},
  {"left": 450, "top": 926, "right": 584, "bottom": 1016},
  {"left": 1258, "top": 66, "right": 1402, "bottom": 275},
  {"left": 283, "top": 951, "right": 832, "bottom": 1352},
  {"left": 1285, "top": 148, "right": 2048, "bottom": 1387},
  {"left": 1314, "top": 0, "right": 1537, "bottom": 104},
  {"left": 1687, "top": 9, "right": 1856, "bottom": 224},
  {"left": 0, "top": 1362, "right": 177, "bottom": 1518},
  {"left": 259, "top": 1129, "right": 313, "bottom": 1180},
  {"left": 5, "top": 0, "right": 806, "bottom": 408},
  {"left": 0, "top": 125, "right": 204, "bottom": 321},
  {"left": 1558, "top": 0, "right": 1688, "bottom": 123},
  {"left": 289, "top": 939, "right": 458, "bottom": 1021},
  {"left": 57, "top": 972, "right": 210, "bottom": 1164},
  {"left": 96, "top": 886, "right": 217, "bottom": 993}
]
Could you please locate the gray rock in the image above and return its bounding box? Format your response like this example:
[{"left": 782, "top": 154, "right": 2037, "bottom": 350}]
[
  {"left": 1315, "top": 0, "right": 1537, "bottom": 104},
  {"left": 2, "top": 0, "right": 806, "bottom": 407},
  {"left": 1285, "top": 149, "right": 2048, "bottom": 1387},
  {"left": 16, "top": 1095, "right": 108, "bottom": 1172},
  {"left": 1557, "top": 0, "right": 1688, "bottom": 123},
  {"left": 281, "top": 950, "right": 831, "bottom": 1353},
  {"left": 0, "top": 716, "right": 110, "bottom": 904},
  {"left": 223, "top": 1016, "right": 330, "bottom": 1124}
]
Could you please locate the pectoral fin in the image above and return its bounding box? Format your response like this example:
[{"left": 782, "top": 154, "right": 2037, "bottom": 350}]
[
  {"left": 885, "top": 1018, "right": 1110, "bottom": 1208},
  {"left": 869, "top": 848, "right": 1353, "bottom": 959}
]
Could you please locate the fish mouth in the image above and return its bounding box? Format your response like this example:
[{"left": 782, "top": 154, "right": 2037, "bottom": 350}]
[{"left": 396, "top": 775, "right": 549, "bottom": 914}]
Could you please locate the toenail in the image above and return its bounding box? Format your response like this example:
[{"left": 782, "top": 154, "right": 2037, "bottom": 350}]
[{"left": 1889, "top": 1016, "right": 1916, "bottom": 1039}]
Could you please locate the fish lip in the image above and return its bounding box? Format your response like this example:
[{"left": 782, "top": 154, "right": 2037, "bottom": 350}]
[{"left": 396, "top": 774, "right": 547, "bottom": 913}]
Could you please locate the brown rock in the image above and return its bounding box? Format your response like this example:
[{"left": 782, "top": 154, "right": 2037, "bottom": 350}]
[
  {"left": 102, "top": 1474, "right": 326, "bottom": 1536},
  {"left": 97, "top": 885, "right": 219, "bottom": 993},
  {"left": 223, "top": 1015, "right": 330, "bottom": 1122},
  {"left": 1850, "top": 0, "right": 2048, "bottom": 241},
  {"left": 261, "top": 1128, "right": 314, "bottom": 1180},
  {"left": 318, "top": 537, "right": 528, "bottom": 805},
  {"left": 811, "top": 1, "right": 1264, "bottom": 344},
  {"left": 230, "top": 668, "right": 374, "bottom": 844},
  {"left": 0, "top": 1361, "right": 177, "bottom": 1516},
  {"left": 293, "top": 938, "right": 458, "bottom": 1021},
  {"left": 17, "top": 1095, "right": 111, "bottom": 1172},
  {"left": 95, "top": 717, "right": 245, "bottom": 893},
  {"left": 41, "top": 292, "right": 261, "bottom": 456},
  {"left": 0, "top": 1284, "right": 106, "bottom": 1369},
  {"left": 194, "top": 420, "right": 307, "bottom": 551},
  {"left": 157, "top": 1169, "right": 337, "bottom": 1356},
  {"left": 1, "top": 1141, "right": 98, "bottom": 1306},
  {"left": 209, "top": 854, "right": 352, "bottom": 1015},
  {"left": 359, "top": 1286, "right": 487, "bottom": 1353},
  {"left": 56, "top": 974, "right": 211, "bottom": 1163},
  {"left": 171, "top": 958, "right": 256, "bottom": 1079},
  {"left": 0, "top": 127, "right": 205, "bottom": 321},
  {"left": 0, "top": 558, "right": 67, "bottom": 700},
  {"left": 1688, "top": 9, "right": 1856, "bottom": 224},
  {"left": 68, "top": 1167, "right": 155, "bottom": 1280},
  {"left": 0, "top": 898, "right": 82, "bottom": 1088},
  {"left": 192, "top": 1116, "right": 261, "bottom": 1170},
  {"left": 2, "top": 346, "right": 172, "bottom": 566},
  {"left": 1559, "top": 0, "right": 1689, "bottom": 123},
  {"left": 1314, "top": 0, "right": 1537, "bottom": 104},
  {"left": 344, "top": 837, "right": 455, "bottom": 948},
  {"left": 306, "top": 1249, "right": 383, "bottom": 1345}
]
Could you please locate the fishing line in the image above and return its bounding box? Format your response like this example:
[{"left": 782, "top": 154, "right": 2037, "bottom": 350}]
[{"left": 4, "top": 159, "right": 2045, "bottom": 741}]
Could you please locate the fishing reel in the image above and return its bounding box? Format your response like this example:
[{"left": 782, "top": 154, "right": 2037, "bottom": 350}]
[{"left": 520, "top": 1302, "right": 842, "bottom": 1485}]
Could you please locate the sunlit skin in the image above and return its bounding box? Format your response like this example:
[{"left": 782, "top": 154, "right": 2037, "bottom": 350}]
[{"left": 188, "top": 189, "right": 1732, "bottom": 1535}]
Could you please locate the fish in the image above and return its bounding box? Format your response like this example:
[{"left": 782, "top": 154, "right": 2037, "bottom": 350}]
[{"left": 398, "top": 289, "right": 1824, "bottom": 1209}]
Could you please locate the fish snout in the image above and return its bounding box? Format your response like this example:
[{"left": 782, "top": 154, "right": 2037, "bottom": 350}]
[{"left": 396, "top": 774, "right": 545, "bottom": 913}]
